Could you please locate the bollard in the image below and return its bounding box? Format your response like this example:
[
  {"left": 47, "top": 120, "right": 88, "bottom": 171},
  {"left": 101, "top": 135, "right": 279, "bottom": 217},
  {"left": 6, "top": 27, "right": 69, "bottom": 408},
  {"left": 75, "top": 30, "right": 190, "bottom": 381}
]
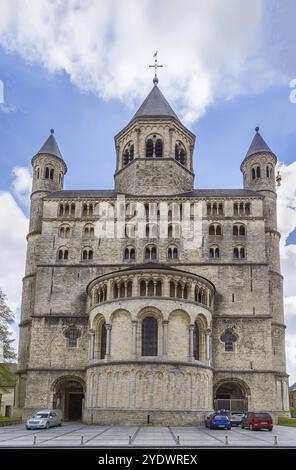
[
  {"left": 33, "top": 435, "right": 37, "bottom": 445},
  {"left": 225, "top": 435, "right": 229, "bottom": 445},
  {"left": 128, "top": 435, "right": 132, "bottom": 445},
  {"left": 81, "top": 435, "right": 84, "bottom": 445},
  {"left": 176, "top": 435, "right": 180, "bottom": 445},
  {"left": 274, "top": 435, "right": 278, "bottom": 446}
]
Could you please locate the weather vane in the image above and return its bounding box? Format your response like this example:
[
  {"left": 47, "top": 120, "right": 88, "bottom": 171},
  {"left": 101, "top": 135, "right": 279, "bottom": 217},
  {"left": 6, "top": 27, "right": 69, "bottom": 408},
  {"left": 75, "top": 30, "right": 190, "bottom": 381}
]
[{"left": 149, "top": 51, "right": 163, "bottom": 85}]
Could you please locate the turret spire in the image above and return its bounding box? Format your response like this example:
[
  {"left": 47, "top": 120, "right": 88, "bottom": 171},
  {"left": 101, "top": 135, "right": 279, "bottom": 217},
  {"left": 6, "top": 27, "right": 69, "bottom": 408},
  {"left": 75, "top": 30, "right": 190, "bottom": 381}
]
[{"left": 37, "top": 129, "right": 63, "bottom": 160}]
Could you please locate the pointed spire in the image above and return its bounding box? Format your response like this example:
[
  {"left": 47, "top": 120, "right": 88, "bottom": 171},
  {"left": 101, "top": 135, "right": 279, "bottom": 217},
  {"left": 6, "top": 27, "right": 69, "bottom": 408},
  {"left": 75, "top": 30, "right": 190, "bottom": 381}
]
[
  {"left": 131, "top": 85, "right": 179, "bottom": 122},
  {"left": 37, "top": 129, "right": 63, "bottom": 159},
  {"left": 245, "top": 126, "right": 274, "bottom": 159}
]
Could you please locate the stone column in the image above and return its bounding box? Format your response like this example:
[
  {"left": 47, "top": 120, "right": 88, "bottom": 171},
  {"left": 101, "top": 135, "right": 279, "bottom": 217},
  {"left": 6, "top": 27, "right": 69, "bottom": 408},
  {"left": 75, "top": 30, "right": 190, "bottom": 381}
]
[
  {"left": 162, "top": 320, "right": 169, "bottom": 358},
  {"left": 116, "top": 144, "right": 120, "bottom": 170},
  {"left": 107, "top": 280, "right": 112, "bottom": 301},
  {"left": 132, "top": 276, "right": 138, "bottom": 297},
  {"left": 88, "top": 329, "right": 95, "bottom": 361},
  {"left": 132, "top": 320, "right": 137, "bottom": 359},
  {"left": 136, "top": 127, "right": 141, "bottom": 158},
  {"left": 163, "top": 277, "right": 170, "bottom": 297},
  {"left": 206, "top": 329, "right": 211, "bottom": 364},
  {"left": 105, "top": 324, "right": 112, "bottom": 361},
  {"left": 189, "top": 324, "right": 195, "bottom": 361},
  {"left": 169, "top": 127, "right": 174, "bottom": 158}
]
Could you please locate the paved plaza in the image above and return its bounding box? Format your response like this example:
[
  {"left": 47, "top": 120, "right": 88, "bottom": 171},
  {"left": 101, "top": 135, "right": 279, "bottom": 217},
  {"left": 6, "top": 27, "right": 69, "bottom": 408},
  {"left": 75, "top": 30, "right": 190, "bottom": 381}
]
[{"left": 0, "top": 423, "right": 295, "bottom": 447}]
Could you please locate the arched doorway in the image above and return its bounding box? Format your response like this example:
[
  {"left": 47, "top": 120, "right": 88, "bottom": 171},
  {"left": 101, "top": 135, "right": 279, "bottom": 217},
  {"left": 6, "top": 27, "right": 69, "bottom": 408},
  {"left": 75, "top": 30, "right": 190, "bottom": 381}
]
[
  {"left": 53, "top": 378, "right": 85, "bottom": 421},
  {"left": 214, "top": 380, "right": 249, "bottom": 412}
]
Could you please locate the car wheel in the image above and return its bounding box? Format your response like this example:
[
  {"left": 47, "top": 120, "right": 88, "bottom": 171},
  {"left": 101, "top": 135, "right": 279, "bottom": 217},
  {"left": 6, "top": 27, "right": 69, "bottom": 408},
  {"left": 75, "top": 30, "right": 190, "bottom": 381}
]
[
  {"left": 268, "top": 428, "right": 273, "bottom": 432},
  {"left": 45, "top": 422, "right": 50, "bottom": 429},
  {"left": 59, "top": 423, "right": 62, "bottom": 427},
  {"left": 26, "top": 426, "right": 30, "bottom": 430},
  {"left": 241, "top": 424, "right": 244, "bottom": 429},
  {"left": 227, "top": 426, "right": 231, "bottom": 430},
  {"left": 249, "top": 424, "right": 254, "bottom": 431}
]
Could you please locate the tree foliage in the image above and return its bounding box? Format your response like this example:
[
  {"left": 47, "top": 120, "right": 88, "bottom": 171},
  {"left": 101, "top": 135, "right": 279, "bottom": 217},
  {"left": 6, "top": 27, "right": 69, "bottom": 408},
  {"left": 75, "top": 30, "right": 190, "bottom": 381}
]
[{"left": 0, "top": 288, "right": 16, "bottom": 361}]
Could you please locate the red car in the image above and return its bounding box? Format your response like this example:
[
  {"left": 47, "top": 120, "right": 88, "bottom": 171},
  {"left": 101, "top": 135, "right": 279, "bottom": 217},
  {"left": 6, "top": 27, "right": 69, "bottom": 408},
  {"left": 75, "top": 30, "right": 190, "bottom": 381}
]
[{"left": 241, "top": 412, "right": 273, "bottom": 431}]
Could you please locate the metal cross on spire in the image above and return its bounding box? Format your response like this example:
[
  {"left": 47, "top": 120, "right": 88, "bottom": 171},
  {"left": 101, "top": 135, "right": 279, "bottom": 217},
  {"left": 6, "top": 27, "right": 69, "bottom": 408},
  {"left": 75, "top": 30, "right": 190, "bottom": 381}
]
[{"left": 149, "top": 51, "right": 163, "bottom": 85}]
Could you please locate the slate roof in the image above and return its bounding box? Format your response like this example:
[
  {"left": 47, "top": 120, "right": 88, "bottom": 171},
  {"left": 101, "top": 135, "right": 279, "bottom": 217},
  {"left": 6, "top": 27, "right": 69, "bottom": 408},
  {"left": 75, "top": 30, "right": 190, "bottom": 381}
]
[
  {"left": 244, "top": 128, "right": 275, "bottom": 161},
  {"left": 36, "top": 130, "right": 63, "bottom": 159},
  {"left": 45, "top": 188, "right": 261, "bottom": 199},
  {"left": 131, "top": 84, "right": 179, "bottom": 121}
]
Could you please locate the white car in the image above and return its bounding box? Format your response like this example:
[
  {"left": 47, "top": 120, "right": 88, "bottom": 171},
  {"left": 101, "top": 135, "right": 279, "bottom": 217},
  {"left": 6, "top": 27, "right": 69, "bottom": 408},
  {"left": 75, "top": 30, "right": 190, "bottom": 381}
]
[{"left": 26, "top": 409, "right": 62, "bottom": 430}]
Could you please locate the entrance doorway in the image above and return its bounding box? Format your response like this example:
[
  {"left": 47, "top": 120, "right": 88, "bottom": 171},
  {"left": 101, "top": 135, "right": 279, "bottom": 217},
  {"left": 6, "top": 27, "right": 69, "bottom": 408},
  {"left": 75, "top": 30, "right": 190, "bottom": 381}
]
[
  {"left": 53, "top": 379, "right": 84, "bottom": 421},
  {"left": 214, "top": 380, "right": 248, "bottom": 412}
]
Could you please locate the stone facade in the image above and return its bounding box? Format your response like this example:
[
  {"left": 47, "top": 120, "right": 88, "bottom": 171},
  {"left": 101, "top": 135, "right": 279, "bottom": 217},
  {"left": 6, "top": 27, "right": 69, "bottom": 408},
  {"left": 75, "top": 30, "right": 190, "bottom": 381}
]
[{"left": 15, "top": 84, "right": 290, "bottom": 424}]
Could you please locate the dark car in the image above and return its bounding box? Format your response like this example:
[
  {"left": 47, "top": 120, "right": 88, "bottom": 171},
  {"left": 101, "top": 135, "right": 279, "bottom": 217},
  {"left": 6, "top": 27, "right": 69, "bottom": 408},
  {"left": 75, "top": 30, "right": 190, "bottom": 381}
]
[
  {"left": 241, "top": 412, "right": 273, "bottom": 431},
  {"left": 205, "top": 413, "right": 231, "bottom": 430}
]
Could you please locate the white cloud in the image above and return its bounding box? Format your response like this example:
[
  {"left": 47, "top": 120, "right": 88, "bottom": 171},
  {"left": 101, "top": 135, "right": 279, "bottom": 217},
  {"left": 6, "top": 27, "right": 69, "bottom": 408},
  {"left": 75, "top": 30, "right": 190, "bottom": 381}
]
[
  {"left": 11, "top": 166, "right": 32, "bottom": 207},
  {"left": 277, "top": 161, "right": 296, "bottom": 385},
  {"left": 0, "top": 0, "right": 291, "bottom": 124}
]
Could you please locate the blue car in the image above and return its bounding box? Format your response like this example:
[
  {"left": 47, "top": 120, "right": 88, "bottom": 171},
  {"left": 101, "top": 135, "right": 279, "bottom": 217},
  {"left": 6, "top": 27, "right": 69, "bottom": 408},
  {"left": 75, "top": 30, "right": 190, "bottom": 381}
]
[{"left": 205, "top": 413, "right": 231, "bottom": 430}]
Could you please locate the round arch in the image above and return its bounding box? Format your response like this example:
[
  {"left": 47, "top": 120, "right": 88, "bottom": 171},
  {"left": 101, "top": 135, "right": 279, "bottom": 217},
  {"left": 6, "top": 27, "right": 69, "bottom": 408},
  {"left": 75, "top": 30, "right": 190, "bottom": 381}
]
[
  {"left": 51, "top": 375, "right": 86, "bottom": 421},
  {"left": 213, "top": 377, "right": 251, "bottom": 413}
]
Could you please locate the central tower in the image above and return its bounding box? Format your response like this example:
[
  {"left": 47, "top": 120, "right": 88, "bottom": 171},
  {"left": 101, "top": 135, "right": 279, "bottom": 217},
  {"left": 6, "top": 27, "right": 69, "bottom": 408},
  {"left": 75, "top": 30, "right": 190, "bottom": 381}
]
[{"left": 114, "top": 82, "right": 195, "bottom": 195}]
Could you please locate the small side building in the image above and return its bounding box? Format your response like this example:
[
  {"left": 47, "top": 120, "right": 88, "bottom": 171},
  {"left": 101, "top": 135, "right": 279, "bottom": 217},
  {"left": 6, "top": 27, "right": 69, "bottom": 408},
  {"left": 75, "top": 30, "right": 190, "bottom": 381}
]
[{"left": 0, "top": 363, "right": 17, "bottom": 417}]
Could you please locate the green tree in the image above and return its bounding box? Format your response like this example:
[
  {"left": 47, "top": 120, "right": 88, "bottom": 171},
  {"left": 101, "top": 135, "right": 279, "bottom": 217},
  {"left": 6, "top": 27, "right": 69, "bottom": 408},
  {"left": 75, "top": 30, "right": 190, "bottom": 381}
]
[{"left": 0, "top": 288, "right": 16, "bottom": 361}]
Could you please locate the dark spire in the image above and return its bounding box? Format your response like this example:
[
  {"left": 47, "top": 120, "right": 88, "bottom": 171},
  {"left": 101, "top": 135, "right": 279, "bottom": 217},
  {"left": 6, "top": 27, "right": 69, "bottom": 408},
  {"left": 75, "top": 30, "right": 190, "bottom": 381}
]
[
  {"left": 131, "top": 85, "right": 179, "bottom": 122},
  {"left": 245, "top": 127, "right": 274, "bottom": 159},
  {"left": 37, "top": 129, "right": 63, "bottom": 159}
]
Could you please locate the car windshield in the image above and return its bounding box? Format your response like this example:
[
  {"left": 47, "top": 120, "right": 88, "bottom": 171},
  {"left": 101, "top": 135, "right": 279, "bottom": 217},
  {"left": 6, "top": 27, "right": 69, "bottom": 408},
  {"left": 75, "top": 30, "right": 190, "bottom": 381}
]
[
  {"left": 214, "top": 416, "right": 227, "bottom": 420},
  {"left": 255, "top": 413, "right": 271, "bottom": 419},
  {"left": 32, "top": 413, "right": 49, "bottom": 419}
]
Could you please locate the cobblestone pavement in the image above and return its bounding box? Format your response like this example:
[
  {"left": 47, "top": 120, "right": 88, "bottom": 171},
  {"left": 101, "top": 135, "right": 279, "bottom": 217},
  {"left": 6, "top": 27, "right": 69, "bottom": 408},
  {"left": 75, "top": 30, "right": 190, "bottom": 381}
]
[{"left": 0, "top": 423, "right": 295, "bottom": 447}]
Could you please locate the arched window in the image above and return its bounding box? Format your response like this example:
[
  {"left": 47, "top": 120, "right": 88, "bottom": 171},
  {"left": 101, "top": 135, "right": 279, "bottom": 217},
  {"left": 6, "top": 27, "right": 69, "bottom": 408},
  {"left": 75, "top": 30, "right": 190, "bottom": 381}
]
[
  {"left": 59, "top": 224, "right": 70, "bottom": 238},
  {"left": 145, "top": 245, "right": 157, "bottom": 260},
  {"left": 146, "top": 135, "right": 163, "bottom": 158},
  {"left": 193, "top": 322, "right": 200, "bottom": 360},
  {"left": 45, "top": 167, "right": 50, "bottom": 179},
  {"left": 70, "top": 203, "right": 75, "bottom": 217},
  {"left": 82, "top": 248, "right": 93, "bottom": 260},
  {"left": 146, "top": 139, "right": 154, "bottom": 158},
  {"left": 64, "top": 327, "right": 81, "bottom": 348},
  {"left": 234, "top": 246, "right": 245, "bottom": 259},
  {"left": 155, "top": 139, "right": 163, "bottom": 158},
  {"left": 221, "top": 328, "right": 238, "bottom": 352},
  {"left": 124, "top": 246, "right": 136, "bottom": 260},
  {"left": 142, "top": 316, "right": 158, "bottom": 356},
  {"left": 209, "top": 246, "right": 220, "bottom": 258},
  {"left": 100, "top": 322, "right": 107, "bottom": 359},
  {"left": 251, "top": 168, "right": 256, "bottom": 180},
  {"left": 168, "top": 246, "right": 178, "bottom": 260},
  {"left": 175, "top": 141, "right": 186, "bottom": 165},
  {"left": 239, "top": 225, "right": 246, "bottom": 236},
  {"left": 36, "top": 167, "right": 40, "bottom": 179},
  {"left": 83, "top": 224, "right": 95, "bottom": 239},
  {"left": 256, "top": 166, "right": 261, "bottom": 178},
  {"left": 58, "top": 248, "right": 69, "bottom": 261},
  {"left": 209, "top": 224, "right": 222, "bottom": 236},
  {"left": 266, "top": 166, "right": 272, "bottom": 178},
  {"left": 123, "top": 142, "right": 134, "bottom": 166},
  {"left": 233, "top": 224, "right": 246, "bottom": 236},
  {"left": 50, "top": 168, "right": 54, "bottom": 180}
]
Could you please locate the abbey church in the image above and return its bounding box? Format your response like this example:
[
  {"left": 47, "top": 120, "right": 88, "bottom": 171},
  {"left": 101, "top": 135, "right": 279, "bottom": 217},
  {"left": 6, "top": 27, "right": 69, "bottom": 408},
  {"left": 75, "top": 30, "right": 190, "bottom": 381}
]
[{"left": 15, "top": 77, "right": 290, "bottom": 424}]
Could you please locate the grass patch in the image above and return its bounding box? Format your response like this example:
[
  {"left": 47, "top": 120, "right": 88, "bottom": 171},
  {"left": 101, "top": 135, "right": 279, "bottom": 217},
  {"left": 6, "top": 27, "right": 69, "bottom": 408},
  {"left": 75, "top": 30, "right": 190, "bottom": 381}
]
[
  {"left": 0, "top": 416, "right": 22, "bottom": 426},
  {"left": 278, "top": 418, "right": 296, "bottom": 427}
]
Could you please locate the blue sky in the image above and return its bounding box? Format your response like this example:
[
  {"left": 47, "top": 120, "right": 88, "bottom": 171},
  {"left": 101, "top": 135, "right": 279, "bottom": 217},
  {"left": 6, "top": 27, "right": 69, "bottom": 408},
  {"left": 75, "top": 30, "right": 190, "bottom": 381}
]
[
  {"left": 0, "top": 0, "right": 296, "bottom": 383},
  {"left": 1, "top": 46, "right": 296, "bottom": 204}
]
